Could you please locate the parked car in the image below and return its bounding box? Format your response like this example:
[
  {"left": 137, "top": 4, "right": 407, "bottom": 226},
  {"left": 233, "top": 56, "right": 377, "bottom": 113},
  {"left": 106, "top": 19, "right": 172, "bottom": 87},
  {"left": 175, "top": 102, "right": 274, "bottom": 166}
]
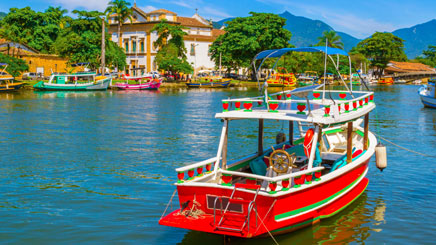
[
  {"left": 224, "top": 73, "right": 238, "bottom": 79},
  {"left": 22, "top": 72, "right": 43, "bottom": 80}
]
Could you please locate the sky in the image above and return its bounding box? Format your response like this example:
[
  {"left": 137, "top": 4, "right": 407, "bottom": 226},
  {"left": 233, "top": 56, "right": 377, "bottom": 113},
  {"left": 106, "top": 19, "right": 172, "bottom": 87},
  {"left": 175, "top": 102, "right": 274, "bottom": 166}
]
[{"left": 0, "top": 0, "right": 435, "bottom": 39}]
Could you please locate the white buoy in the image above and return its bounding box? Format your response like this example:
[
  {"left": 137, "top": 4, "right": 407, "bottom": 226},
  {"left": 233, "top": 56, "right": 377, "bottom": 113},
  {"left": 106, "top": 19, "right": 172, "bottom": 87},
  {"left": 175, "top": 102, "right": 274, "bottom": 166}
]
[{"left": 375, "top": 143, "right": 387, "bottom": 171}]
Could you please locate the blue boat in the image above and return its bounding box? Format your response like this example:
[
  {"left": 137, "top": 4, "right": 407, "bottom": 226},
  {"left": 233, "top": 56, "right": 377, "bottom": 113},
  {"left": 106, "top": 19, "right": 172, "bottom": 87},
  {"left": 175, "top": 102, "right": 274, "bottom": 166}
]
[{"left": 418, "top": 79, "right": 436, "bottom": 108}]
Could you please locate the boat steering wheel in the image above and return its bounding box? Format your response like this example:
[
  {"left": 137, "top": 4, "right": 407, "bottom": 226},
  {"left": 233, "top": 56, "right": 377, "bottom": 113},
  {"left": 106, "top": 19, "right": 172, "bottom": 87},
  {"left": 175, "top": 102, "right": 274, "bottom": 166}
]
[{"left": 265, "top": 146, "right": 297, "bottom": 174}]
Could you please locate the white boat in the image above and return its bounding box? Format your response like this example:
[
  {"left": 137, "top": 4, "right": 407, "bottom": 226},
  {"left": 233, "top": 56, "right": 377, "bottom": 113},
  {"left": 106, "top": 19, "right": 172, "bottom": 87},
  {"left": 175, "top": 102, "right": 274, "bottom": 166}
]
[{"left": 418, "top": 79, "right": 436, "bottom": 108}]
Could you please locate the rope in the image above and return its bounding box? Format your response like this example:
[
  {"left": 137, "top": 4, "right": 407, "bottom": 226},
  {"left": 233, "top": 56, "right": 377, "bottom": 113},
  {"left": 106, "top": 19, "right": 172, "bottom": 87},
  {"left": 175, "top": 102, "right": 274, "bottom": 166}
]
[
  {"left": 160, "top": 189, "right": 177, "bottom": 220},
  {"left": 255, "top": 200, "right": 279, "bottom": 245},
  {"left": 375, "top": 133, "right": 436, "bottom": 157}
]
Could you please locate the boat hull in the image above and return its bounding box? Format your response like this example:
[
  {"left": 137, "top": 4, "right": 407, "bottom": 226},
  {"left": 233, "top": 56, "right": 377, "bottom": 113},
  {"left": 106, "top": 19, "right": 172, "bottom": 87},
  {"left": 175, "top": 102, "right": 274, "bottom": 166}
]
[
  {"left": 0, "top": 82, "right": 23, "bottom": 92},
  {"left": 160, "top": 158, "right": 370, "bottom": 238},
  {"left": 33, "top": 78, "right": 111, "bottom": 91},
  {"left": 114, "top": 81, "right": 161, "bottom": 90},
  {"left": 418, "top": 84, "right": 436, "bottom": 108},
  {"left": 186, "top": 80, "right": 231, "bottom": 88}
]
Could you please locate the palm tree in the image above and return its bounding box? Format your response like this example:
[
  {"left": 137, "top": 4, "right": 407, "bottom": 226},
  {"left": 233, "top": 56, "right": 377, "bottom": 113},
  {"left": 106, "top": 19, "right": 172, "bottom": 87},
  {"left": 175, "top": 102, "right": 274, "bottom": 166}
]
[
  {"left": 105, "top": 0, "right": 133, "bottom": 47},
  {"left": 317, "top": 30, "right": 344, "bottom": 49}
]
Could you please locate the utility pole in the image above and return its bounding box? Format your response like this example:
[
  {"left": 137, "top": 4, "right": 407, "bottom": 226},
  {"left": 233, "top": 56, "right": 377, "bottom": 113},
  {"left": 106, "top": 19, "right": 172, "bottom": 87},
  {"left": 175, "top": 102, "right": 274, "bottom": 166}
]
[{"left": 101, "top": 17, "right": 106, "bottom": 75}]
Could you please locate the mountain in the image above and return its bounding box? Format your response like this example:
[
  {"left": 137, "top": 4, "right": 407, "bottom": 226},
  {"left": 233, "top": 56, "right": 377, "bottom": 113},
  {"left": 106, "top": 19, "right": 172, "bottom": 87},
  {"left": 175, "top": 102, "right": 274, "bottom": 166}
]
[
  {"left": 213, "top": 11, "right": 361, "bottom": 51},
  {"left": 0, "top": 12, "right": 6, "bottom": 20},
  {"left": 392, "top": 19, "right": 436, "bottom": 58},
  {"left": 213, "top": 18, "right": 233, "bottom": 29},
  {"left": 213, "top": 11, "right": 435, "bottom": 58}
]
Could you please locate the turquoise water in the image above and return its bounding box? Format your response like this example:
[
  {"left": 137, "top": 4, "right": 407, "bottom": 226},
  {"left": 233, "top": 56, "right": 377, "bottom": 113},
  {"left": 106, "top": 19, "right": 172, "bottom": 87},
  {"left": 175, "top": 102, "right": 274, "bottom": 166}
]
[{"left": 0, "top": 86, "right": 435, "bottom": 244}]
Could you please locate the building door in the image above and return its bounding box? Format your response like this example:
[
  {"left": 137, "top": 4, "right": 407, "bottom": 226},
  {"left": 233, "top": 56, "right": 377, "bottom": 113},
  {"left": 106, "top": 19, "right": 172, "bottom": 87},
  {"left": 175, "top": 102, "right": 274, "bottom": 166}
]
[{"left": 36, "top": 67, "right": 44, "bottom": 78}]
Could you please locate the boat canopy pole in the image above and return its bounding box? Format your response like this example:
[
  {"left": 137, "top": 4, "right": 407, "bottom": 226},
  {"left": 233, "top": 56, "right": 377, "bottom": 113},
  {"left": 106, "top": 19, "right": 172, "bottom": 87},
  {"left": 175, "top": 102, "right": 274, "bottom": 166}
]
[
  {"left": 0, "top": 64, "right": 8, "bottom": 74},
  {"left": 347, "top": 121, "right": 353, "bottom": 163},
  {"left": 258, "top": 119, "right": 264, "bottom": 156},
  {"left": 328, "top": 55, "right": 354, "bottom": 98},
  {"left": 349, "top": 56, "right": 353, "bottom": 93},
  {"left": 322, "top": 41, "right": 328, "bottom": 102},
  {"left": 307, "top": 124, "right": 320, "bottom": 170},
  {"left": 214, "top": 120, "right": 228, "bottom": 178}
]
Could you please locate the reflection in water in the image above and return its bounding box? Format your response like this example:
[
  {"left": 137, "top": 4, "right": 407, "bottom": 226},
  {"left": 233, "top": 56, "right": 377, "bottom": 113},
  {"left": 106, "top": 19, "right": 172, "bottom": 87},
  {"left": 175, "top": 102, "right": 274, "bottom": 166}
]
[
  {"left": 0, "top": 85, "right": 434, "bottom": 243},
  {"left": 179, "top": 193, "right": 386, "bottom": 244}
]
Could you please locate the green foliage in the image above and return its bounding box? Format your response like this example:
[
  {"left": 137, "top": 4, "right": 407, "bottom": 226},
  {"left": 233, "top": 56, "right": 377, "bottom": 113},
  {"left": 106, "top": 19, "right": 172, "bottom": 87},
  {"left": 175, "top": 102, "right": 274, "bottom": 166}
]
[
  {"left": 352, "top": 32, "right": 407, "bottom": 77},
  {"left": 416, "top": 45, "right": 436, "bottom": 67},
  {"left": 152, "top": 19, "right": 191, "bottom": 73},
  {"left": 54, "top": 10, "right": 126, "bottom": 70},
  {"left": 210, "top": 12, "right": 292, "bottom": 72},
  {"left": 0, "top": 6, "right": 70, "bottom": 54},
  {"left": 316, "top": 30, "right": 344, "bottom": 49},
  {"left": 155, "top": 43, "right": 192, "bottom": 74},
  {"left": 105, "top": 0, "right": 132, "bottom": 45},
  {"left": 0, "top": 53, "right": 29, "bottom": 77}
]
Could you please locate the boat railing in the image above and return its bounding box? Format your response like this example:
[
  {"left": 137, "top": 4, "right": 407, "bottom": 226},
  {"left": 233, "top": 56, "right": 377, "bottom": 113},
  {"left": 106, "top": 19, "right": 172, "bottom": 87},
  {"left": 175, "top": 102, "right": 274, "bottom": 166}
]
[
  {"left": 218, "top": 166, "right": 324, "bottom": 193},
  {"left": 175, "top": 157, "right": 221, "bottom": 183},
  {"left": 220, "top": 90, "right": 374, "bottom": 116}
]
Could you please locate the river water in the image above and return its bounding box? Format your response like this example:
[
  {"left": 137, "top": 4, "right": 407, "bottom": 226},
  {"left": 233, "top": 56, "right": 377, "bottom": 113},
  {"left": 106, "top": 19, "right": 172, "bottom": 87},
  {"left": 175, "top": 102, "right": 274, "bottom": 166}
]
[{"left": 0, "top": 85, "right": 435, "bottom": 244}]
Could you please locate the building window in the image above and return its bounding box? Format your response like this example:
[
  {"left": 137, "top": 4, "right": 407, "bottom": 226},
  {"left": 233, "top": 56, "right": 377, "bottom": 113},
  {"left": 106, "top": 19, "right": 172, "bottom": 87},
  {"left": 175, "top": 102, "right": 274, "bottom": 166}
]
[
  {"left": 132, "top": 41, "right": 137, "bottom": 52},
  {"left": 125, "top": 41, "right": 129, "bottom": 52},
  {"left": 140, "top": 41, "right": 144, "bottom": 52},
  {"left": 190, "top": 43, "right": 195, "bottom": 56}
]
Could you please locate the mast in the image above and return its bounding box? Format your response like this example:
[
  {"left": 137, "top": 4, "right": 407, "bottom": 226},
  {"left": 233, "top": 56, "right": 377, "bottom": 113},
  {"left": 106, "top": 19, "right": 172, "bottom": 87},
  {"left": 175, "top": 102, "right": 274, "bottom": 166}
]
[{"left": 101, "top": 17, "right": 106, "bottom": 75}]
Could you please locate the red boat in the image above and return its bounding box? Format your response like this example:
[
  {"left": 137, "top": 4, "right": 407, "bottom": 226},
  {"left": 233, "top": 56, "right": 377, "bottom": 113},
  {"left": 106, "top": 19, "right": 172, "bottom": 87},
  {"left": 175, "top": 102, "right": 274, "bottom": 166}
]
[{"left": 160, "top": 47, "right": 381, "bottom": 238}]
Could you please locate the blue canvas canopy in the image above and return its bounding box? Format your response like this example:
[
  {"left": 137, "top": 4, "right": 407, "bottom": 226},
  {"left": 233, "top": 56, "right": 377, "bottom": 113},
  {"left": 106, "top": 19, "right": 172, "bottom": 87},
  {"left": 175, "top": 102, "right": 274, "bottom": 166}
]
[
  {"left": 254, "top": 47, "right": 349, "bottom": 60},
  {"left": 0, "top": 63, "right": 8, "bottom": 66}
]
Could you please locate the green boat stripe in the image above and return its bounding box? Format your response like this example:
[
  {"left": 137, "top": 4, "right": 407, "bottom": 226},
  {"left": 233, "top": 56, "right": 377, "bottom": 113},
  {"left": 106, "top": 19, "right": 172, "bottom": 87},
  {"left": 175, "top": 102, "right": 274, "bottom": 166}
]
[
  {"left": 324, "top": 128, "right": 343, "bottom": 134},
  {"left": 228, "top": 161, "right": 249, "bottom": 171},
  {"left": 274, "top": 171, "right": 366, "bottom": 221}
]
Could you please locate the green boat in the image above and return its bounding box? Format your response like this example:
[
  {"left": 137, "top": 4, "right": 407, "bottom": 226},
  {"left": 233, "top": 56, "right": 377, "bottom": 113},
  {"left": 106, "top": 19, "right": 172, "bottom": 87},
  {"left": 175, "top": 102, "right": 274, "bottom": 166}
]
[{"left": 34, "top": 72, "right": 111, "bottom": 91}]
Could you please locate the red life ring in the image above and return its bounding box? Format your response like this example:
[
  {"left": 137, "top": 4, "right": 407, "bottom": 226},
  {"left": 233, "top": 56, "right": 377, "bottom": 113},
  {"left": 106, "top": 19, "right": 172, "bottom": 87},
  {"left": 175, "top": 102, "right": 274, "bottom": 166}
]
[{"left": 303, "top": 128, "right": 315, "bottom": 158}]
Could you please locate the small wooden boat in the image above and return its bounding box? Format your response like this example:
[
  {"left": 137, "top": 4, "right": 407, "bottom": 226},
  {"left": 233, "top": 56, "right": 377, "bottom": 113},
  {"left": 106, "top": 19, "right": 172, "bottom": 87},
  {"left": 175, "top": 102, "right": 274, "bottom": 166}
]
[
  {"left": 0, "top": 63, "right": 23, "bottom": 92},
  {"left": 378, "top": 77, "right": 393, "bottom": 85},
  {"left": 160, "top": 47, "right": 380, "bottom": 238},
  {"left": 186, "top": 79, "right": 231, "bottom": 88},
  {"left": 267, "top": 67, "right": 297, "bottom": 87},
  {"left": 115, "top": 78, "right": 162, "bottom": 90},
  {"left": 418, "top": 79, "right": 436, "bottom": 108}
]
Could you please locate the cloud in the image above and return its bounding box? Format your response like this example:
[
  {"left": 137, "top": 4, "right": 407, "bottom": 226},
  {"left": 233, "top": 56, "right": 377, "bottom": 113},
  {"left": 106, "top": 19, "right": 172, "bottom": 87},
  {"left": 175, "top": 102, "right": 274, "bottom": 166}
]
[
  {"left": 140, "top": 5, "right": 157, "bottom": 12},
  {"left": 49, "top": 0, "right": 110, "bottom": 11},
  {"left": 201, "top": 6, "right": 231, "bottom": 19},
  {"left": 255, "top": 0, "right": 398, "bottom": 38}
]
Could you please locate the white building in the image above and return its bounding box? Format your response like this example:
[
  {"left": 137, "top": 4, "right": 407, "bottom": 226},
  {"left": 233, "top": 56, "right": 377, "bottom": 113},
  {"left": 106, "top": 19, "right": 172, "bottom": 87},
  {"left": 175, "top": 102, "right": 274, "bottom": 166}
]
[{"left": 108, "top": 5, "right": 225, "bottom": 75}]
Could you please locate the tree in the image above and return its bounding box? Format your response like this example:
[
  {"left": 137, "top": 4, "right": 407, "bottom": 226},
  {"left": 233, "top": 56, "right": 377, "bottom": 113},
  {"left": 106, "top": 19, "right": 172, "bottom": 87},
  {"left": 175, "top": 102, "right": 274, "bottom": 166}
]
[
  {"left": 352, "top": 32, "right": 407, "bottom": 78},
  {"left": 0, "top": 6, "right": 69, "bottom": 54},
  {"left": 151, "top": 19, "right": 191, "bottom": 74},
  {"left": 105, "top": 0, "right": 132, "bottom": 46},
  {"left": 209, "top": 12, "right": 291, "bottom": 76},
  {"left": 54, "top": 10, "right": 126, "bottom": 70},
  {"left": 416, "top": 45, "right": 436, "bottom": 67},
  {"left": 316, "top": 30, "right": 344, "bottom": 49},
  {"left": 0, "top": 53, "right": 29, "bottom": 77}
]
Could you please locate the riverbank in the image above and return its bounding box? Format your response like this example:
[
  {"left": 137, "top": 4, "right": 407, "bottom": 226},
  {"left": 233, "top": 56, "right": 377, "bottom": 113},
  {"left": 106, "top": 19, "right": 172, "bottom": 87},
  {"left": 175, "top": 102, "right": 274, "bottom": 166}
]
[{"left": 19, "top": 79, "right": 261, "bottom": 90}]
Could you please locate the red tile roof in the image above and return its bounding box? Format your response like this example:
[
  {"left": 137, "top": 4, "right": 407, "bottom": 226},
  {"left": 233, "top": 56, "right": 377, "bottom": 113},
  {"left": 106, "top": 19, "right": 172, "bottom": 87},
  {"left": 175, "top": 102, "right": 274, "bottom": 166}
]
[
  {"left": 178, "top": 17, "right": 210, "bottom": 28},
  {"left": 148, "top": 9, "right": 177, "bottom": 15},
  {"left": 386, "top": 61, "right": 435, "bottom": 73}
]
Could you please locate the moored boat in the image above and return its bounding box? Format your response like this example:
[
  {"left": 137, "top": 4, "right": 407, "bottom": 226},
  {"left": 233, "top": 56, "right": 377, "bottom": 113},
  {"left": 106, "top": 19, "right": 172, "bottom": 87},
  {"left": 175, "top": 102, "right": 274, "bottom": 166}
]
[
  {"left": 418, "top": 79, "right": 436, "bottom": 108},
  {"left": 186, "top": 79, "right": 231, "bottom": 88},
  {"left": 160, "top": 47, "right": 380, "bottom": 238},
  {"left": 267, "top": 67, "right": 297, "bottom": 87},
  {"left": 0, "top": 63, "right": 23, "bottom": 92},
  {"left": 115, "top": 78, "right": 162, "bottom": 90},
  {"left": 378, "top": 77, "right": 393, "bottom": 85}
]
